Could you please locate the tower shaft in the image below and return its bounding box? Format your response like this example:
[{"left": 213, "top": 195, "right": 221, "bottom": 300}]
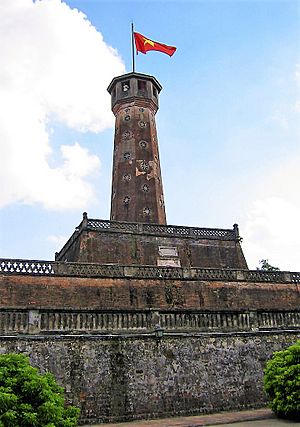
[{"left": 108, "top": 73, "right": 166, "bottom": 224}]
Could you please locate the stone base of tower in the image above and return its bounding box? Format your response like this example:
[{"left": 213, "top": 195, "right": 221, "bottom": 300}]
[
  {"left": 55, "top": 213, "right": 248, "bottom": 269},
  {"left": 0, "top": 332, "right": 299, "bottom": 424},
  {"left": 1, "top": 258, "right": 299, "bottom": 423}
]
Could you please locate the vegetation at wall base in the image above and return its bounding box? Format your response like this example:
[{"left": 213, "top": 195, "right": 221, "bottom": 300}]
[
  {"left": 0, "top": 353, "right": 80, "bottom": 426},
  {"left": 264, "top": 340, "right": 300, "bottom": 420}
]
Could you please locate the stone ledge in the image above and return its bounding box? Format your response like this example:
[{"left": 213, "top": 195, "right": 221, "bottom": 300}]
[{"left": 1, "top": 258, "right": 299, "bottom": 284}]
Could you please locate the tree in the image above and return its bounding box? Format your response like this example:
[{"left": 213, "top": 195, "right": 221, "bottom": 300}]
[
  {"left": 0, "top": 353, "right": 80, "bottom": 426},
  {"left": 264, "top": 340, "right": 300, "bottom": 420},
  {"left": 257, "top": 259, "right": 280, "bottom": 271}
]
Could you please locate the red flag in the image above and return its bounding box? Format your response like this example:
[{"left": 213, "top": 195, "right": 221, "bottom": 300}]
[{"left": 134, "top": 32, "right": 176, "bottom": 57}]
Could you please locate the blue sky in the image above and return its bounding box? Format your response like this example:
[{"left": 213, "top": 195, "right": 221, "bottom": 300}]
[{"left": 0, "top": 0, "right": 299, "bottom": 270}]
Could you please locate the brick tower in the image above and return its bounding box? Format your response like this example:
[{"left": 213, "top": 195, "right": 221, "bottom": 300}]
[
  {"left": 107, "top": 72, "right": 166, "bottom": 224},
  {"left": 55, "top": 72, "right": 248, "bottom": 270}
]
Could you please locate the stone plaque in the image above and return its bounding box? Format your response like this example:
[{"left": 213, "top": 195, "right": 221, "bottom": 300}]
[
  {"left": 158, "top": 246, "right": 178, "bottom": 257},
  {"left": 157, "top": 258, "right": 181, "bottom": 267}
]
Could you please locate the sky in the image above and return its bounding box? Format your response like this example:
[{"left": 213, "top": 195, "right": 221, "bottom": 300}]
[{"left": 0, "top": 0, "right": 299, "bottom": 271}]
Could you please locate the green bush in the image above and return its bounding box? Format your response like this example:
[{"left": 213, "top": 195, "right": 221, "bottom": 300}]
[
  {"left": 0, "top": 353, "right": 80, "bottom": 426},
  {"left": 264, "top": 340, "right": 300, "bottom": 420}
]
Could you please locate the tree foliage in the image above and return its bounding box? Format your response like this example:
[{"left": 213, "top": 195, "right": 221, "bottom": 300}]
[
  {"left": 0, "top": 353, "right": 80, "bottom": 427},
  {"left": 257, "top": 259, "right": 280, "bottom": 271},
  {"left": 264, "top": 340, "right": 300, "bottom": 420}
]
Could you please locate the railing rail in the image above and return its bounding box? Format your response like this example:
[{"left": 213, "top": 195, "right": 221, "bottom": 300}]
[
  {"left": 0, "top": 308, "right": 299, "bottom": 335},
  {"left": 85, "top": 218, "right": 238, "bottom": 240},
  {"left": 0, "top": 258, "right": 299, "bottom": 283}
]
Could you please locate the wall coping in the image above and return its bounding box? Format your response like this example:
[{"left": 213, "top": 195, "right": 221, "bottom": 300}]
[{"left": 1, "top": 258, "right": 299, "bottom": 283}]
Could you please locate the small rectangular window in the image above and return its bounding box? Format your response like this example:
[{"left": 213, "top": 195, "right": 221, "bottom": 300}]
[
  {"left": 122, "top": 81, "right": 130, "bottom": 92},
  {"left": 138, "top": 80, "right": 147, "bottom": 92},
  {"left": 153, "top": 86, "right": 157, "bottom": 98}
]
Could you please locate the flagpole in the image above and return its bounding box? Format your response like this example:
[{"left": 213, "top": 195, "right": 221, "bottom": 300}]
[{"left": 131, "top": 21, "right": 135, "bottom": 72}]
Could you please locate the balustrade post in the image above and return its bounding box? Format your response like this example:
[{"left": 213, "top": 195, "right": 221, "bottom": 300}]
[
  {"left": 124, "top": 266, "right": 136, "bottom": 277},
  {"left": 150, "top": 310, "right": 161, "bottom": 329},
  {"left": 283, "top": 272, "right": 292, "bottom": 282},
  {"left": 233, "top": 223, "right": 239, "bottom": 239},
  {"left": 183, "top": 268, "right": 191, "bottom": 279},
  {"left": 249, "top": 310, "right": 259, "bottom": 331},
  {"left": 82, "top": 212, "right": 88, "bottom": 230},
  {"left": 28, "top": 310, "right": 41, "bottom": 334},
  {"left": 53, "top": 261, "right": 66, "bottom": 276},
  {"left": 236, "top": 270, "right": 245, "bottom": 281}
]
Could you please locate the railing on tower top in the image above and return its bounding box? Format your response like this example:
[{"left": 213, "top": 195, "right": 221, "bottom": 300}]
[
  {"left": 84, "top": 217, "right": 239, "bottom": 240},
  {"left": 0, "top": 258, "right": 299, "bottom": 283},
  {"left": 54, "top": 214, "right": 241, "bottom": 261}
]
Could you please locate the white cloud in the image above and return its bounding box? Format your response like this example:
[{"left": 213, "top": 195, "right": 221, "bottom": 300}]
[
  {"left": 47, "top": 234, "right": 68, "bottom": 246},
  {"left": 60, "top": 142, "right": 100, "bottom": 178},
  {"left": 242, "top": 150, "right": 300, "bottom": 271},
  {"left": 0, "top": 0, "right": 125, "bottom": 210},
  {"left": 22, "top": 142, "right": 101, "bottom": 210},
  {"left": 243, "top": 197, "right": 300, "bottom": 271}
]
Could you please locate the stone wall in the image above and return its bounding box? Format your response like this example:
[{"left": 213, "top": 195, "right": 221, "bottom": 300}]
[
  {"left": 1, "top": 261, "right": 299, "bottom": 423},
  {"left": 0, "top": 331, "right": 299, "bottom": 424},
  {"left": 58, "top": 230, "right": 247, "bottom": 269}
]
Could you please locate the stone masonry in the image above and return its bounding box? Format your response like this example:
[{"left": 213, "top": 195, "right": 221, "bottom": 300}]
[
  {"left": 0, "top": 71, "right": 299, "bottom": 423},
  {"left": 0, "top": 332, "right": 299, "bottom": 424}
]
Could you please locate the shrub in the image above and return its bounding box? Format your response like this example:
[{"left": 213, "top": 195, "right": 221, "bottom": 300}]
[
  {"left": 264, "top": 340, "right": 300, "bottom": 420},
  {"left": 0, "top": 353, "right": 80, "bottom": 426}
]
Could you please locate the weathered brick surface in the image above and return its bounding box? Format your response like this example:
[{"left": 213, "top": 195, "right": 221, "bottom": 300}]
[
  {"left": 58, "top": 230, "right": 248, "bottom": 269},
  {"left": 108, "top": 73, "right": 166, "bottom": 225},
  {"left": 0, "top": 331, "right": 299, "bottom": 423},
  {"left": 0, "top": 274, "right": 299, "bottom": 310}
]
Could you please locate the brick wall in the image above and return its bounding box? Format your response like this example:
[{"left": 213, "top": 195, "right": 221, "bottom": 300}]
[
  {"left": 57, "top": 229, "right": 248, "bottom": 269},
  {"left": 0, "top": 274, "right": 299, "bottom": 310}
]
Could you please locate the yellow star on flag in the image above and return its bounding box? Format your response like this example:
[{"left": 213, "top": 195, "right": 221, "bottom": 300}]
[{"left": 143, "top": 37, "right": 155, "bottom": 47}]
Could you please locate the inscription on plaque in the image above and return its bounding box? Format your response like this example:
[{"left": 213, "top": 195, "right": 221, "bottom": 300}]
[
  {"left": 157, "top": 259, "right": 181, "bottom": 267},
  {"left": 158, "top": 246, "right": 178, "bottom": 257}
]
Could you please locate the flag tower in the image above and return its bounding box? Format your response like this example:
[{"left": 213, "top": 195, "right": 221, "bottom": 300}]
[
  {"left": 107, "top": 72, "right": 166, "bottom": 224},
  {"left": 55, "top": 30, "right": 247, "bottom": 271}
]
